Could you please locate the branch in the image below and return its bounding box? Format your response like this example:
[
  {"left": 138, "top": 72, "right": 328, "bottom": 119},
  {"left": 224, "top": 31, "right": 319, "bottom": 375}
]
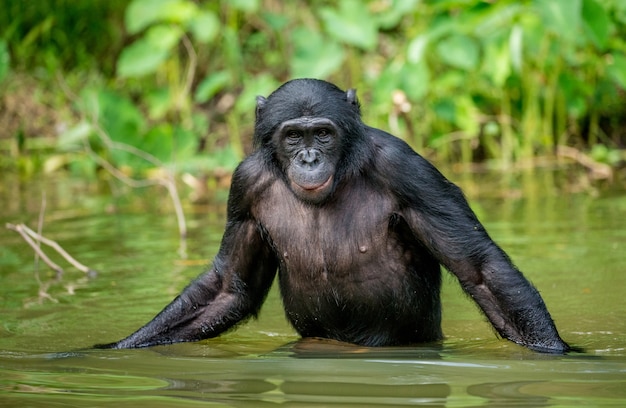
[
  {"left": 6, "top": 223, "right": 64, "bottom": 277},
  {"left": 556, "top": 145, "right": 613, "bottom": 180},
  {"left": 21, "top": 224, "right": 98, "bottom": 277},
  {"left": 84, "top": 138, "right": 188, "bottom": 248},
  {"left": 180, "top": 34, "right": 197, "bottom": 110},
  {"left": 6, "top": 223, "right": 98, "bottom": 277},
  {"left": 57, "top": 73, "right": 189, "bottom": 255}
]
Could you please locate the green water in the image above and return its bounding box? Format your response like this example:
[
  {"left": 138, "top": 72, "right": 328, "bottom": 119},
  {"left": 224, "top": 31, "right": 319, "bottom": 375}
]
[{"left": 1, "top": 172, "right": 625, "bottom": 407}]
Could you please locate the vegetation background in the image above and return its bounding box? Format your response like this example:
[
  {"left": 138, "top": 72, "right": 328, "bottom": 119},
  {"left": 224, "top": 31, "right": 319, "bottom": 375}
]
[{"left": 1, "top": 0, "right": 625, "bottom": 183}]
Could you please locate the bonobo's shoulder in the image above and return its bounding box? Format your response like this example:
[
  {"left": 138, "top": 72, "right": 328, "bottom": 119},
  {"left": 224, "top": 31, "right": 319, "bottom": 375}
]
[
  {"left": 229, "top": 151, "right": 277, "bottom": 201},
  {"left": 363, "top": 125, "right": 457, "bottom": 197},
  {"left": 232, "top": 151, "right": 265, "bottom": 181},
  {"left": 365, "top": 126, "right": 428, "bottom": 166}
]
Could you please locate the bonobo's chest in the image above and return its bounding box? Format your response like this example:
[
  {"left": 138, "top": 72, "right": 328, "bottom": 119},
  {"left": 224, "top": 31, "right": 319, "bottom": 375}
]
[{"left": 253, "top": 180, "right": 396, "bottom": 276}]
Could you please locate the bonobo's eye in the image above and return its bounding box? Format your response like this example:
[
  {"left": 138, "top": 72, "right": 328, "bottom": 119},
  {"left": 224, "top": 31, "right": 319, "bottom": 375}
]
[
  {"left": 317, "top": 129, "right": 332, "bottom": 143},
  {"left": 286, "top": 130, "right": 301, "bottom": 144}
]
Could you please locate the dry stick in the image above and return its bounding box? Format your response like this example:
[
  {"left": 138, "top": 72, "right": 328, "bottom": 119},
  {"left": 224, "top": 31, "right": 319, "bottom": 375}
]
[
  {"left": 556, "top": 145, "right": 613, "bottom": 180},
  {"left": 6, "top": 223, "right": 64, "bottom": 277},
  {"left": 86, "top": 120, "right": 188, "bottom": 244},
  {"left": 83, "top": 138, "right": 188, "bottom": 242},
  {"left": 56, "top": 70, "right": 189, "bottom": 253},
  {"left": 179, "top": 34, "right": 197, "bottom": 119},
  {"left": 33, "top": 191, "right": 53, "bottom": 301},
  {"left": 20, "top": 224, "right": 98, "bottom": 277}
]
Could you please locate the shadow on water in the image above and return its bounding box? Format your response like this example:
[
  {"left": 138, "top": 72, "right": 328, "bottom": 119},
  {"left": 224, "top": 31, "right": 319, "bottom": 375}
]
[
  {"left": 1, "top": 172, "right": 625, "bottom": 406},
  {"left": 2, "top": 338, "right": 623, "bottom": 407}
]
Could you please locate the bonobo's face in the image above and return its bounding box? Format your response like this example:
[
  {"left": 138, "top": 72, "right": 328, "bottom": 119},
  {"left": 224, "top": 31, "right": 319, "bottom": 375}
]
[
  {"left": 274, "top": 116, "right": 340, "bottom": 204},
  {"left": 255, "top": 79, "right": 363, "bottom": 204}
]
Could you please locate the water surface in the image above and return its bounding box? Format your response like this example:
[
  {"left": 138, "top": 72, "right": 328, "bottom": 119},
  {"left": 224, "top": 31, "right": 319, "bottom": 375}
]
[{"left": 1, "top": 171, "right": 625, "bottom": 407}]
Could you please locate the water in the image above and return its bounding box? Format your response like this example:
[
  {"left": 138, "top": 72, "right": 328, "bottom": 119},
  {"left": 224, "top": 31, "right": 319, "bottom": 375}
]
[{"left": 1, "top": 171, "right": 625, "bottom": 407}]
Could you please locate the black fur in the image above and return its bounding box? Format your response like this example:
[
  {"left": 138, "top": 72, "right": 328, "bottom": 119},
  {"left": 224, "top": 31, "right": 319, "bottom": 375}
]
[{"left": 95, "top": 79, "right": 572, "bottom": 353}]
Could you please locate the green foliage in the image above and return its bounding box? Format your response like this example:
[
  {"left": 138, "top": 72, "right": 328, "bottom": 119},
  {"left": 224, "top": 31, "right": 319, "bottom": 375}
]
[
  {"left": 290, "top": 28, "right": 345, "bottom": 79},
  {"left": 319, "top": 0, "right": 378, "bottom": 51},
  {"left": 436, "top": 35, "right": 480, "bottom": 71},
  {"left": 119, "top": 0, "right": 219, "bottom": 77},
  {"left": 2, "top": 0, "right": 626, "bottom": 174},
  {"left": 117, "top": 25, "right": 183, "bottom": 78},
  {"left": 0, "top": 40, "right": 9, "bottom": 83},
  {"left": 60, "top": 89, "right": 209, "bottom": 173},
  {"left": 124, "top": 0, "right": 196, "bottom": 34},
  {"left": 194, "top": 71, "right": 231, "bottom": 104},
  {"left": 590, "top": 144, "right": 622, "bottom": 166},
  {"left": 0, "top": 0, "right": 127, "bottom": 74}
]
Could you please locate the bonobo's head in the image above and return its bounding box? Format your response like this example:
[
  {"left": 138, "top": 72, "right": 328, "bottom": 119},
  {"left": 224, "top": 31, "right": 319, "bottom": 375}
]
[{"left": 255, "top": 79, "right": 363, "bottom": 204}]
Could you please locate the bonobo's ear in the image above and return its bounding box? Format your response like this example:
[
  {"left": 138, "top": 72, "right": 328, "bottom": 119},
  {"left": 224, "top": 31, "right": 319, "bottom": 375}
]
[
  {"left": 256, "top": 95, "right": 267, "bottom": 119},
  {"left": 346, "top": 89, "right": 358, "bottom": 105},
  {"left": 346, "top": 88, "right": 361, "bottom": 114}
]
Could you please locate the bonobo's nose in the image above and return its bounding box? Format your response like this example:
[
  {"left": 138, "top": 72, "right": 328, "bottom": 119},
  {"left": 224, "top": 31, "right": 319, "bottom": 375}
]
[{"left": 297, "top": 149, "right": 321, "bottom": 167}]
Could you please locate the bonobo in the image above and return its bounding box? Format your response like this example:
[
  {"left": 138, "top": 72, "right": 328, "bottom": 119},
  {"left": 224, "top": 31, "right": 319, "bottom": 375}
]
[{"left": 96, "top": 78, "right": 572, "bottom": 353}]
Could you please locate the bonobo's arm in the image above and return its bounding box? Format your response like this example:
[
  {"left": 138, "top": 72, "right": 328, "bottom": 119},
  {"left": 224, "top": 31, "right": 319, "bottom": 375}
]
[
  {"left": 95, "top": 219, "right": 278, "bottom": 349},
  {"left": 374, "top": 130, "right": 571, "bottom": 353},
  {"left": 96, "top": 161, "right": 278, "bottom": 349}
]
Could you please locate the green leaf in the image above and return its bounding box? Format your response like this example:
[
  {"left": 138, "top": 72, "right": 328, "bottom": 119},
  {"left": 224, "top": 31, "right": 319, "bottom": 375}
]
[
  {"left": 432, "top": 99, "right": 456, "bottom": 127},
  {"left": 615, "top": 1, "right": 626, "bottom": 25},
  {"left": 401, "top": 61, "right": 430, "bottom": 102},
  {"left": 117, "top": 42, "right": 169, "bottom": 78},
  {"left": 376, "top": 0, "right": 420, "bottom": 30},
  {"left": 455, "top": 96, "right": 480, "bottom": 136},
  {"left": 371, "top": 63, "right": 402, "bottom": 109},
  {"left": 482, "top": 39, "right": 511, "bottom": 87},
  {"left": 125, "top": 0, "right": 197, "bottom": 34},
  {"left": 509, "top": 24, "right": 523, "bottom": 73},
  {"left": 146, "top": 87, "right": 172, "bottom": 119},
  {"left": 0, "top": 40, "right": 9, "bottom": 83},
  {"left": 473, "top": 3, "right": 523, "bottom": 36},
  {"left": 67, "top": 155, "right": 98, "bottom": 177},
  {"left": 436, "top": 34, "right": 480, "bottom": 71},
  {"left": 187, "top": 11, "right": 219, "bottom": 43},
  {"left": 407, "top": 34, "right": 429, "bottom": 64},
  {"left": 171, "top": 126, "right": 199, "bottom": 162},
  {"left": 195, "top": 71, "right": 231, "bottom": 103},
  {"left": 140, "top": 124, "right": 174, "bottom": 164},
  {"left": 582, "top": 0, "right": 611, "bottom": 49},
  {"left": 290, "top": 28, "right": 345, "bottom": 79},
  {"left": 230, "top": 0, "right": 259, "bottom": 13},
  {"left": 319, "top": 0, "right": 378, "bottom": 51},
  {"left": 117, "top": 25, "right": 182, "bottom": 78},
  {"left": 590, "top": 144, "right": 620, "bottom": 165},
  {"left": 57, "top": 121, "right": 93, "bottom": 151},
  {"left": 262, "top": 12, "right": 289, "bottom": 31},
  {"left": 534, "top": 0, "right": 581, "bottom": 39},
  {"left": 93, "top": 90, "right": 146, "bottom": 146},
  {"left": 607, "top": 52, "right": 626, "bottom": 89},
  {"left": 235, "top": 74, "right": 280, "bottom": 115}
]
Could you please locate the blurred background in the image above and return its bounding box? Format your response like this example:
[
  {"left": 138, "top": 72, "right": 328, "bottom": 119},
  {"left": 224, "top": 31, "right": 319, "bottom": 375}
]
[
  {"left": 1, "top": 3, "right": 626, "bottom": 405},
  {"left": 1, "top": 0, "right": 625, "bottom": 183}
]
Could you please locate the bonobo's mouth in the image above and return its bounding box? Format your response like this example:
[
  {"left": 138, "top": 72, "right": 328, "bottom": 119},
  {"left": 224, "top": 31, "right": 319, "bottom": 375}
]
[
  {"left": 296, "top": 175, "right": 333, "bottom": 192},
  {"left": 290, "top": 175, "right": 334, "bottom": 203}
]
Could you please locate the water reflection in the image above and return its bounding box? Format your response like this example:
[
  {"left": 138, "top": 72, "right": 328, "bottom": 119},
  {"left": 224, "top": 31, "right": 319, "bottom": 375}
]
[
  {"left": 1, "top": 172, "right": 625, "bottom": 406},
  {"left": 4, "top": 342, "right": 624, "bottom": 407}
]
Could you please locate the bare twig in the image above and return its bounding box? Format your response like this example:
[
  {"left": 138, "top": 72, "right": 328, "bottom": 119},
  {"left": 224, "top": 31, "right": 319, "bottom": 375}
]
[
  {"left": 56, "top": 71, "right": 189, "bottom": 256},
  {"left": 20, "top": 224, "right": 98, "bottom": 277},
  {"left": 180, "top": 34, "right": 197, "bottom": 110},
  {"left": 6, "top": 223, "right": 98, "bottom": 277},
  {"left": 6, "top": 223, "right": 64, "bottom": 277},
  {"left": 556, "top": 145, "right": 613, "bottom": 180},
  {"left": 83, "top": 105, "right": 188, "bottom": 250},
  {"left": 33, "top": 191, "right": 51, "bottom": 301},
  {"left": 83, "top": 136, "right": 188, "bottom": 246}
]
